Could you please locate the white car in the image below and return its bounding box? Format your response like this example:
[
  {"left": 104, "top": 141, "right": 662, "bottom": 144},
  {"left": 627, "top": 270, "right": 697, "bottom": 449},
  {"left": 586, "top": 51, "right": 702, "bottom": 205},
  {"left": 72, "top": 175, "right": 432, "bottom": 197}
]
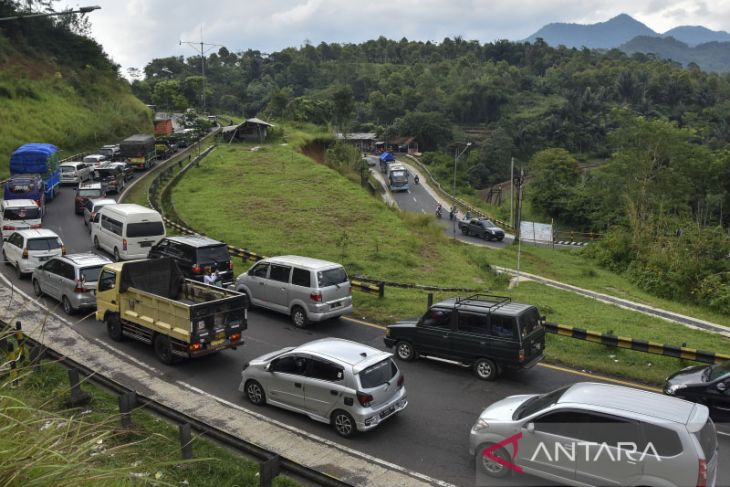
[
  {"left": 59, "top": 161, "right": 93, "bottom": 185},
  {"left": 1, "top": 199, "right": 42, "bottom": 239},
  {"left": 3, "top": 229, "right": 65, "bottom": 279}
]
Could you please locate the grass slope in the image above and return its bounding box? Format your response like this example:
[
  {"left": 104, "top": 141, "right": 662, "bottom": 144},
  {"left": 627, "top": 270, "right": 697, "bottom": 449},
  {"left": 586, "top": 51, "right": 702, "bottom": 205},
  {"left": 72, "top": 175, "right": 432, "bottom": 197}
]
[
  {"left": 171, "top": 137, "right": 730, "bottom": 384},
  {"left": 0, "top": 58, "right": 151, "bottom": 176}
]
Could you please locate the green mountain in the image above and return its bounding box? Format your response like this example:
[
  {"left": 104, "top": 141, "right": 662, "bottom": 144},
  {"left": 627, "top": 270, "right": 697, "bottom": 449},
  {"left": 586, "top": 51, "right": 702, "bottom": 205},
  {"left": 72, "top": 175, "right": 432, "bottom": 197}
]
[
  {"left": 0, "top": 4, "right": 151, "bottom": 176},
  {"left": 525, "top": 14, "right": 656, "bottom": 48},
  {"left": 621, "top": 36, "right": 730, "bottom": 72}
]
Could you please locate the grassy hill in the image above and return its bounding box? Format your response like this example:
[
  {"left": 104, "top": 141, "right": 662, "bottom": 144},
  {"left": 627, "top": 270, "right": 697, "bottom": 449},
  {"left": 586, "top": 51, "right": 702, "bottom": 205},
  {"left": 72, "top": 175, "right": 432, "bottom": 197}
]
[{"left": 0, "top": 19, "right": 151, "bottom": 176}]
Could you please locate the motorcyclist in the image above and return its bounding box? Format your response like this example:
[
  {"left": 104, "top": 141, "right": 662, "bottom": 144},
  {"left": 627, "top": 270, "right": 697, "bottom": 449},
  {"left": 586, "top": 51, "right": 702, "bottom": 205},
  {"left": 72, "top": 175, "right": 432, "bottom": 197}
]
[
  {"left": 449, "top": 206, "right": 456, "bottom": 220},
  {"left": 414, "top": 174, "right": 420, "bottom": 185},
  {"left": 436, "top": 203, "right": 442, "bottom": 218}
]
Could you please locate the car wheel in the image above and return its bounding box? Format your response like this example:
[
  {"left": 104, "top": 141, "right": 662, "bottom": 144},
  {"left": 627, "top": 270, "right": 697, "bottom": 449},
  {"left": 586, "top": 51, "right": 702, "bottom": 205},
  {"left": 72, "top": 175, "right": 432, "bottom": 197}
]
[
  {"left": 478, "top": 444, "right": 512, "bottom": 478},
  {"left": 153, "top": 334, "right": 175, "bottom": 365},
  {"left": 93, "top": 236, "right": 100, "bottom": 250},
  {"left": 332, "top": 410, "right": 356, "bottom": 438},
  {"left": 395, "top": 341, "right": 416, "bottom": 361},
  {"left": 113, "top": 247, "right": 121, "bottom": 262},
  {"left": 239, "top": 292, "right": 252, "bottom": 310},
  {"left": 106, "top": 313, "right": 123, "bottom": 341},
  {"left": 15, "top": 262, "right": 24, "bottom": 279},
  {"left": 473, "top": 358, "right": 498, "bottom": 381},
  {"left": 33, "top": 279, "right": 43, "bottom": 297},
  {"left": 62, "top": 296, "right": 74, "bottom": 314},
  {"left": 461, "top": 227, "right": 469, "bottom": 235},
  {"left": 245, "top": 380, "right": 266, "bottom": 405},
  {"left": 291, "top": 306, "right": 308, "bottom": 328},
  {"left": 497, "top": 237, "right": 504, "bottom": 242}
]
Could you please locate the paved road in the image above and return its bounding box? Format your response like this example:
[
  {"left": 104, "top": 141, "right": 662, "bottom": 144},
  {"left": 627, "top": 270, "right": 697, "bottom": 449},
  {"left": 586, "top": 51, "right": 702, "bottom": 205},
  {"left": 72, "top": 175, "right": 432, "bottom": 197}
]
[{"left": 3, "top": 167, "right": 729, "bottom": 487}]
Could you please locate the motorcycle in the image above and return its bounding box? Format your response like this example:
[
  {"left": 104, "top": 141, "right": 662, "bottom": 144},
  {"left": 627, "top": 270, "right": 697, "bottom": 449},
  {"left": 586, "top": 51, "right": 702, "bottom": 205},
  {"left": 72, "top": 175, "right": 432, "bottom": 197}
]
[
  {"left": 414, "top": 175, "right": 420, "bottom": 185},
  {"left": 436, "top": 206, "right": 443, "bottom": 219}
]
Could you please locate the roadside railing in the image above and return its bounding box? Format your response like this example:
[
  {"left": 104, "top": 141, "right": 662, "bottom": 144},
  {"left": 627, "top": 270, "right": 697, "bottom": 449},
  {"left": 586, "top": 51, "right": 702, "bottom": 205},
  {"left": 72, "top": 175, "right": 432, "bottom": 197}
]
[
  {"left": 544, "top": 322, "right": 730, "bottom": 365},
  {"left": 0, "top": 320, "right": 349, "bottom": 487}
]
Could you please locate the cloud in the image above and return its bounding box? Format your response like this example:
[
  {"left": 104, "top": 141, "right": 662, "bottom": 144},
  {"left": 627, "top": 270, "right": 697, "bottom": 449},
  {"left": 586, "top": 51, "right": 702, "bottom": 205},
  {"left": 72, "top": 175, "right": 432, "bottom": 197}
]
[{"left": 56, "top": 0, "right": 730, "bottom": 74}]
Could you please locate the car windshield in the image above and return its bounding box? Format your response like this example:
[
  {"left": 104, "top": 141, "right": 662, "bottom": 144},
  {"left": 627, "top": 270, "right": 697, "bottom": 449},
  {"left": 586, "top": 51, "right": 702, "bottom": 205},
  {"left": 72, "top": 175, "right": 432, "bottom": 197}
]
[
  {"left": 126, "top": 221, "right": 164, "bottom": 237},
  {"left": 27, "top": 237, "right": 62, "bottom": 251},
  {"left": 80, "top": 265, "right": 104, "bottom": 283},
  {"left": 317, "top": 267, "right": 348, "bottom": 287},
  {"left": 197, "top": 245, "right": 230, "bottom": 263},
  {"left": 483, "top": 220, "right": 496, "bottom": 227},
  {"left": 708, "top": 361, "right": 730, "bottom": 381},
  {"left": 78, "top": 189, "right": 102, "bottom": 197},
  {"left": 60, "top": 166, "right": 75, "bottom": 172},
  {"left": 519, "top": 307, "right": 543, "bottom": 338},
  {"left": 514, "top": 386, "right": 570, "bottom": 420},
  {"left": 3, "top": 207, "right": 41, "bottom": 220},
  {"left": 358, "top": 358, "right": 398, "bottom": 389},
  {"left": 6, "top": 181, "right": 36, "bottom": 193}
]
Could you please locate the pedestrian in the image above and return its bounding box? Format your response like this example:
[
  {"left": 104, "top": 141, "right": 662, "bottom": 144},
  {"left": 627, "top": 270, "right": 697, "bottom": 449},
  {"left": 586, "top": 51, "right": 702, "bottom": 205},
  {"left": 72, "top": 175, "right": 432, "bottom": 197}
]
[{"left": 464, "top": 210, "right": 471, "bottom": 220}]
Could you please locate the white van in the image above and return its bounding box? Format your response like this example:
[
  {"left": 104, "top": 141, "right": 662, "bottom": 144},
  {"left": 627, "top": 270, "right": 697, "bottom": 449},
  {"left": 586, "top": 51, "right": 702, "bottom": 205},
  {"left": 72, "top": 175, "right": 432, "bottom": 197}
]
[
  {"left": 83, "top": 154, "right": 107, "bottom": 168},
  {"left": 1, "top": 199, "right": 42, "bottom": 239},
  {"left": 90, "top": 204, "right": 165, "bottom": 261}
]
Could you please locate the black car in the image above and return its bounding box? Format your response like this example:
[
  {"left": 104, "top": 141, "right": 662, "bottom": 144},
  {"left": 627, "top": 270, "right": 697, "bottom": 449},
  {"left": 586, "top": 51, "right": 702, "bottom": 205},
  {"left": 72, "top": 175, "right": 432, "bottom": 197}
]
[
  {"left": 384, "top": 294, "right": 545, "bottom": 381},
  {"left": 665, "top": 361, "right": 730, "bottom": 416},
  {"left": 148, "top": 235, "right": 234, "bottom": 286}
]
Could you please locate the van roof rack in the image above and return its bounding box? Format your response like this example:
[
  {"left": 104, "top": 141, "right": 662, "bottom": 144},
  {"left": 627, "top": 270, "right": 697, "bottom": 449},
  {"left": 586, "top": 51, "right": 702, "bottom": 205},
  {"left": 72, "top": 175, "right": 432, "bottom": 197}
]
[{"left": 455, "top": 294, "right": 511, "bottom": 310}]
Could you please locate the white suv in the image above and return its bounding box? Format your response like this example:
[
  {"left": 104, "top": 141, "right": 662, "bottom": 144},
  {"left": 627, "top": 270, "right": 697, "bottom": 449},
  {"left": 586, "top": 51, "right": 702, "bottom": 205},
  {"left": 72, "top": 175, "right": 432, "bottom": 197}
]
[{"left": 3, "top": 229, "right": 65, "bottom": 279}]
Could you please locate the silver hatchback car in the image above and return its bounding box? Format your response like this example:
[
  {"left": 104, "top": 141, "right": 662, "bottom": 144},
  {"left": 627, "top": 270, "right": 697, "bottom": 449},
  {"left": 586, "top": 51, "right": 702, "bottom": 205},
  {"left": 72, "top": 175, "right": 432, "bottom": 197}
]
[
  {"left": 469, "top": 382, "right": 718, "bottom": 487},
  {"left": 240, "top": 338, "right": 407, "bottom": 437},
  {"left": 235, "top": 255, "right": 352, "bottom": 327},
  {"left": 32, "top": 253, "right": 112, "bottom": 314}
]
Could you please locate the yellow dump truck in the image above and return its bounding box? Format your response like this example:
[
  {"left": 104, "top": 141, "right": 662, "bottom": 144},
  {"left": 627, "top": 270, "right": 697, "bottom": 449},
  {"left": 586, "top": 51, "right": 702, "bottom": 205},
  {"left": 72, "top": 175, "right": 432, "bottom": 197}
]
[{"left": 95, "top": 258, "right": 247, "bottom": 364}]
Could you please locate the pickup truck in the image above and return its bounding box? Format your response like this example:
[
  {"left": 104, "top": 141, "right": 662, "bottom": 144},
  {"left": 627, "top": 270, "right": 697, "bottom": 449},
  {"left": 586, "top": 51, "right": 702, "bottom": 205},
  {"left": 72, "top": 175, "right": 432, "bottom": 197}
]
[
  {"left": 95, "top": 258, "right": 247, "bottom": 364},
  {"left": 457, "top": 218, "right": 505, "bottom": 241}
]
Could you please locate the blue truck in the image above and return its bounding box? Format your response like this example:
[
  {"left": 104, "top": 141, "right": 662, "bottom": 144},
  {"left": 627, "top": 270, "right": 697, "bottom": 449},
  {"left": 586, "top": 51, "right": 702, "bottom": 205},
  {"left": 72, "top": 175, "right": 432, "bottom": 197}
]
[
  {"left": 379, "top": 151, "right": 396, "bottom": 173},
  {"left": 8, "top": 143, "right": 61, "bottom": 203}
]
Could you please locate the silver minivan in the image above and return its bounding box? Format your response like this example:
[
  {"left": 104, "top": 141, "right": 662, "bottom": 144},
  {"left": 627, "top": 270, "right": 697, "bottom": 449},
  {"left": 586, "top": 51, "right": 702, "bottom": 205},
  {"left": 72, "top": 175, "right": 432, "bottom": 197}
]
[
  {"left": 234, "top": 255, "right": 352, "bottom": 327},
  {"left": 469, "top": 382, "right": 718, "bottom": 487},
  {"left": 32, "top": 253, "right": 112, "bottom": 314},
  {"left": 240, "top": 338, "right": 407, "bottom": 437}
]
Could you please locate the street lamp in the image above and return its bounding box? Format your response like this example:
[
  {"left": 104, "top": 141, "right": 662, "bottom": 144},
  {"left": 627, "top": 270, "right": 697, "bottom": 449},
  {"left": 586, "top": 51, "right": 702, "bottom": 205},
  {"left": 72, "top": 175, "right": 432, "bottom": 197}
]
[
  {"left": 0, "top": 5, "right": 101, "bottom": 22},
  {"left": 452, "top": 142, "right": 472, "bottom": 239}
]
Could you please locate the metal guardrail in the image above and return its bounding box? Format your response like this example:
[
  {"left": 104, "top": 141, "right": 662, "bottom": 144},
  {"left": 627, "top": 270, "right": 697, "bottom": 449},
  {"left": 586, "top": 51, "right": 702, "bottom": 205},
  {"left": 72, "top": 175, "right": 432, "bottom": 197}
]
[
  {"left": 353, "top": 274, "right": 488, "bottom": 293},
  {"left": 0, "top": 320, "right": 350, "bottom": 487},
  {"left": 545, "top": 322, "right": 730, "bottom": 364}
]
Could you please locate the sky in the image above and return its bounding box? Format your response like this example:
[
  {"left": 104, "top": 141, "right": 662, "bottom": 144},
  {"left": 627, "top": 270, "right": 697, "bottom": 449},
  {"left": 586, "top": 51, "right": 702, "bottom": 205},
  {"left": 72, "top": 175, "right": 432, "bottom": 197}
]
[{"left": 59, "top": 0, "right": 730, "bottom": 77}]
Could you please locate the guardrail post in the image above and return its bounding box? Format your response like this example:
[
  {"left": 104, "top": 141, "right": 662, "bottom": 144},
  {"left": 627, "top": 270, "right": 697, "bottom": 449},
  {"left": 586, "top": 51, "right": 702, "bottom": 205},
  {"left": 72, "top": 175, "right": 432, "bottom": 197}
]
[
  {"left": 427, "top": 292, "right": 433, "bottom": 309},
  {"left": 9, "top": 360, "right": 18, "bottom": 388},
  {"left": 14, "top": 321, "right": 25, "bottom": 363},
  {"left": 378, "top": 282, "right": 385, "bottom": 299},
  {"left": 179, "top": 423, "right": 193, "bottom": 459},
  {"left": 119, "top": 391, "right": 136, "bottom": 428},
  {"left": 67, "top": 368, "right": 91, "bottom": 407},
  {"left": 259, "top": 454, "right": 281, "bottom": 487}
]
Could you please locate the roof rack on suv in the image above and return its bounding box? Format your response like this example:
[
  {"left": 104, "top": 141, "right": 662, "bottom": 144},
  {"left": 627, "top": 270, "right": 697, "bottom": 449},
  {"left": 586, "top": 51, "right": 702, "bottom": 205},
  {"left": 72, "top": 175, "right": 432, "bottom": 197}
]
[{"left": 455, "top": 294, "right": 511, "bottom": 309}]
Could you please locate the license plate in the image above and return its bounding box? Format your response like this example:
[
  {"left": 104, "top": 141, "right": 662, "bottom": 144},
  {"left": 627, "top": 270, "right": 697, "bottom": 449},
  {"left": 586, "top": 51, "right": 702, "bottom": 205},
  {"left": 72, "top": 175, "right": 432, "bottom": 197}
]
[
  {"left": 379, "top": 405, "right": 396, "bottom": 419},
  {"left": 38, "top": 256, "right": 50, "bottom": 262},
  {"left": 331, "top": 302, "right": 342, "bottom": 308},
  {"left": 211, "top": 338, "right": 225, "bottom": 348},
  {"left": 140, "top": 241, "right": 153, "bottom": 248}
]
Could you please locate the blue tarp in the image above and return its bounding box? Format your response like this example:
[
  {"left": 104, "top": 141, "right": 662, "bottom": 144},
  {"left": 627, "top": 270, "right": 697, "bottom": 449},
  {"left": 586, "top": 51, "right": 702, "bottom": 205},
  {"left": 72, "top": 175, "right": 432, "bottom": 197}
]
[
  {"left": 379, "top": 151, "right": 395, "bottom": 162},
  {"left": 10, "top": 143, "right": 59, "bottom": 174}
]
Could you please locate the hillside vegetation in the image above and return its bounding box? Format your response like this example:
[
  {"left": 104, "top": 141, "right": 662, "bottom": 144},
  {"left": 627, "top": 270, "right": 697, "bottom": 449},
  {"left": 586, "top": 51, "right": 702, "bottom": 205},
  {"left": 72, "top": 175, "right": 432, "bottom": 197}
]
[{"left": 0, "top": 3, "right": 151, "bottom": 176}]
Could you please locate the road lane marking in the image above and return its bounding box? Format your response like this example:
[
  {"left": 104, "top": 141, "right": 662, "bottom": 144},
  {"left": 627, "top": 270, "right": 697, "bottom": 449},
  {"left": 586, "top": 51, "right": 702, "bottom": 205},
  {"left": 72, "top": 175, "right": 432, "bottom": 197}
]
[
  {"left": 413, "top": 197, "right": 418, "bottom": 203},
  {"left": 176, "top": 380, "right": 457, "bottom": 487},
  {"left": 93, "top": 338, "right": 161, "bottom": 373},
  {"left": 342, "top": 316, "right": 386, "bottom": 330},
  {"left": 719, "top": 432, "right": 730, "bottom": 438}
]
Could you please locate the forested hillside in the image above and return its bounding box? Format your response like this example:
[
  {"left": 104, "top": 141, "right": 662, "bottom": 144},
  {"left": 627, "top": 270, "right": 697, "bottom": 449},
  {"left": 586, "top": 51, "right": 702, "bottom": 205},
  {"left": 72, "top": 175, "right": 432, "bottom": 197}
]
[
  {"left": 0, "top": 1, "right": 151, "bottom": 175},
  {"left": 135, "top": 36, "right": 730, "bottom": 314}
]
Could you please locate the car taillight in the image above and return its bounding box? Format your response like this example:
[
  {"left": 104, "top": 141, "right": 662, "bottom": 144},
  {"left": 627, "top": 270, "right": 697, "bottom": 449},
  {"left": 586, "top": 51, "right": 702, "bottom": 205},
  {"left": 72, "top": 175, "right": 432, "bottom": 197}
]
[
  {"left": 230, "top": 332, "right": 241, "bottom": 342},
  {"left": 2, "top": 225, "right": 15, "bottom": 231},
  {"left": 21, "top": 248, "right": 28, "bottom": 259},
  {"left": 73, "top": 279, "right": 90, "bottom": 293},
  {"left": 228, "top": 261, "right": 233, "bottom": 270},
  {"left": 30, "top": 224, "right": 41, "bottom": 229},
  {"left": 61, "top": 245, "right": 66, "bottom": 256},
  {"left": 90, "top": 211, "right": 96, "bottom": 219},
  {"left": 397, "top": 374, "right": 404, "bottom": 389},
  {"left": 356, "top": 391, "right": 373, "bottom": 407},
  {"left": 189, "top": 342, "right": 202, "bottom": 352},
  {"left": 192, "top": 265, "right": 203, "bottom": 274},
  {"left": 122, "top": 239, "right": 127, "bottom": 251},
  {"left": 518, "top": 349, "right": 525, "bottom": 362},
  {"left": 310, "top": 291, "right": 322, "bottom": 302},
  {"left": 697, "top": 459, "right": 707, "bottom": 487}
]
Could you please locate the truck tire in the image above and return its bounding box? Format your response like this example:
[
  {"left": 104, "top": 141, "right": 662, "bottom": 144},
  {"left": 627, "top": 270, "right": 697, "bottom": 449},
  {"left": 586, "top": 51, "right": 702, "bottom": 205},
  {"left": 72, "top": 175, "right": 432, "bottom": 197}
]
[
  {"left": 106, "top": 313, "right": 123, "bottom": 341},
  {"left": 461, "top": 227, "right": 469, "bottom": 236},
  {"left": 154, "top": 334, "right": 175, "bottom": 365}
]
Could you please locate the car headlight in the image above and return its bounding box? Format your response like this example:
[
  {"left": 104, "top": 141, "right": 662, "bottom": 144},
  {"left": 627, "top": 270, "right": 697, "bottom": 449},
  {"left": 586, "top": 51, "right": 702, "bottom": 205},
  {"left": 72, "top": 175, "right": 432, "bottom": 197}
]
[
  {"left": 666, "top": 384, "right": 687, "bottom": 395},
  {"left": 472, "top": 418, "right": 490, "bottom": 433}
]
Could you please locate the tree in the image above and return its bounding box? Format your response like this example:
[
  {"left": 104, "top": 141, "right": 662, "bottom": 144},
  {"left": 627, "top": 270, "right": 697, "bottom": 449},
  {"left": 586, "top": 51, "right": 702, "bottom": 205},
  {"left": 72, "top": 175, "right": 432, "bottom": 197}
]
[
  {"left": 468, "top": 127, "right": 513, "bottom": 188},
  {"left": 332, "top": 84, "right": 354, "bottom": 134},
  {"left": 390, "top": 111, "right": 453, "bottom": 151},
  {"left": 527, "top": 148, "right": 582, "bottom": 221},
  {"left": 152, "top": 80, "right": 187, "bottom": 110}
]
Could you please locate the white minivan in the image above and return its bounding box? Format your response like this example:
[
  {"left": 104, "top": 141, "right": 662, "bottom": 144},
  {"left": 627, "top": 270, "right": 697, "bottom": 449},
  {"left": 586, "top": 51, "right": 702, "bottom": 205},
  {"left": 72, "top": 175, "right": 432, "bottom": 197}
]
[
  {"left": 1, "top": 199, "right": 42, "bottom": 239},
  {"left": 90, "top": 204, "right": 165, "bottom": 261}
]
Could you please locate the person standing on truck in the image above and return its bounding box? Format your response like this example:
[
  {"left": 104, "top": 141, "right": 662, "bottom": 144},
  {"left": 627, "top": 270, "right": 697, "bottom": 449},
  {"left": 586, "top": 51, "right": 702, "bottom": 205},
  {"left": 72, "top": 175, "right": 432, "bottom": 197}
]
[{"left": 204, "top": 267, "right": 221, "bottom": 287}]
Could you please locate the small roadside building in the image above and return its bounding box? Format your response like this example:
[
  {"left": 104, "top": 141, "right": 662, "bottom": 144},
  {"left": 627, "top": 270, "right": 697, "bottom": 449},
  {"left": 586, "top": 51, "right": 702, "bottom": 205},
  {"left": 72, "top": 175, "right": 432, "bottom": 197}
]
[
  {"left": 379, "top": 136, "right": 418, "bottom": 154},
  {"left": 221, "top": 117, "right": 275, "bottom": 143},
  {"left": 335, "top": 132, "right": 377, "bottom": 152}
]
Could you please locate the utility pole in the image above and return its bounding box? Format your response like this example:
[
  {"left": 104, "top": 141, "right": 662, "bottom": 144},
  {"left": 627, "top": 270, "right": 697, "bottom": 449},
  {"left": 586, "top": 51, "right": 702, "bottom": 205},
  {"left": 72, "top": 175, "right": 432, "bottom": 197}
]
[
  {"left": 512, "top": 167, "right": 524, "bottom": 244},
  {"left": 509, "top": 156, "right": 514, "bottom": 228},
  {"left": 180, "top": 26, "right": 221, "bottom": 114}
]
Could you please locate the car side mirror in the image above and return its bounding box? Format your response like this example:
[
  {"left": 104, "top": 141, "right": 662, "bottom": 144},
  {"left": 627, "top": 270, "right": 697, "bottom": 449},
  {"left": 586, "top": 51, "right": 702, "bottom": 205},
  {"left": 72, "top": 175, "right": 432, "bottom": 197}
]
[
  {"left": 718, "top": 382, "right": 727, "bottom": 392},
  {"left": 525, "top": 422, "right": 535, "bottom": 433},
  {"left": 265, "top": 363, "right": 272, "bottom": 372}
]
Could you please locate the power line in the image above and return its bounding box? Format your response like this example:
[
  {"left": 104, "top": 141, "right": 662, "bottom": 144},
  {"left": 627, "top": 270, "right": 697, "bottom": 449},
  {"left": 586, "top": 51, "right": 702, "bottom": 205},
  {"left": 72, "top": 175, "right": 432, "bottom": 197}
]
[{"left": 179, "top": 26, "right": 221, "bottom": 114}]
